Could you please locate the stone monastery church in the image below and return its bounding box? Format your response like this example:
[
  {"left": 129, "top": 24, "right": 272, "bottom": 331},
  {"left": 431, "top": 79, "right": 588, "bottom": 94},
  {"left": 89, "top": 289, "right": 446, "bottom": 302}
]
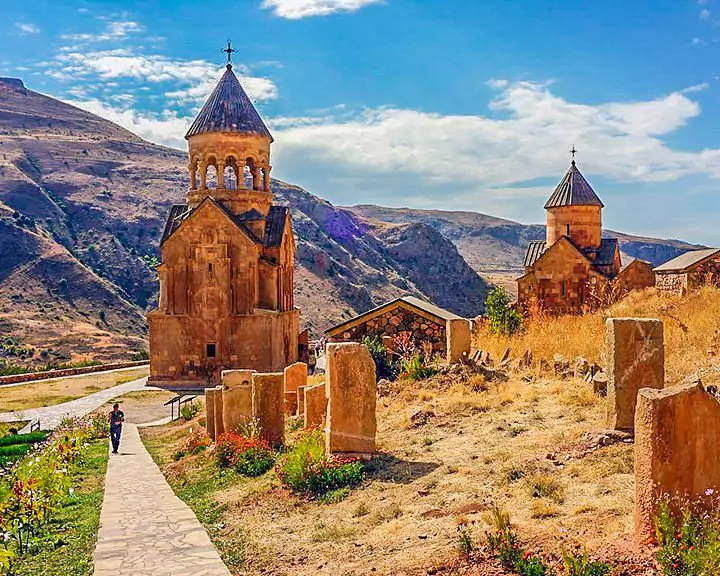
[
  {"left": 517, "top": 158, "right": 653, "bottom": 314},
  {"left": 147, "top": 59, "right": 299, "bottom": 391}
]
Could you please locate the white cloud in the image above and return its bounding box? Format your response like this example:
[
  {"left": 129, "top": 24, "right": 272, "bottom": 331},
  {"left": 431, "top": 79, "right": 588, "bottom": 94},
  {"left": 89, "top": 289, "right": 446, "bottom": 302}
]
[
  {"left": 693, "top": 37, "right": 707, "bottom": 45},
  {"left": 261, "top": 0, "right": 384, "bottom": 19},
  {"left": 701, "top": 8, "right": 712, "bottom": 19},
  {"left": 60, "top": 20, "right": 145, "bottom": 43},
  {"left": 15, "top": 23, "right": 40, "bottom": 34}
]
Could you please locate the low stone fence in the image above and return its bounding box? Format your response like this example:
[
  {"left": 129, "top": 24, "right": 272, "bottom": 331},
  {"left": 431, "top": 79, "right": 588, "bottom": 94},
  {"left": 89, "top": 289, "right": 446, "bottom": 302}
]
[{"left": 0, "top": 360, "right": 150, "bottom": 387}]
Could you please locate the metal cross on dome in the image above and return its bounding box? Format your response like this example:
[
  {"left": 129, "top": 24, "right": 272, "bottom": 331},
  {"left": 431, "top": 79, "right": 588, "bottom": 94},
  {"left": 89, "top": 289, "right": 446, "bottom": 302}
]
[
  {"left": 223, "top": 40, "right": 237, "bottom": 66},
  {"left": 570, "top": 145, "right": 578, "bottom": 163}
]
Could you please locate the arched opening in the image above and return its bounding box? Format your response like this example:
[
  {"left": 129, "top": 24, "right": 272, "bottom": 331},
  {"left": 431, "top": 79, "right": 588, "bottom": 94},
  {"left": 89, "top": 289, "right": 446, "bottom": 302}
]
[
  {"left": 205, "top": 157, "right": 218, "bottom": 189},
  {"left": 245, "top": 157, "right": 257, "bottom": 190},
  {"left": 224, "top": 156, "right": 238, "bottom": 190}
]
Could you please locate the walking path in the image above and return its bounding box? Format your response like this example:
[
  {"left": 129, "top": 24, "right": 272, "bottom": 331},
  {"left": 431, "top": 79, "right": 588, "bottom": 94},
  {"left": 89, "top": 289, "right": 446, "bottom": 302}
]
[
  {"left": 0, "top": 377, "right": 151, "bottom": 432},
  {"left": 93, "top": 424, "right": 232, "bottom": 576}
]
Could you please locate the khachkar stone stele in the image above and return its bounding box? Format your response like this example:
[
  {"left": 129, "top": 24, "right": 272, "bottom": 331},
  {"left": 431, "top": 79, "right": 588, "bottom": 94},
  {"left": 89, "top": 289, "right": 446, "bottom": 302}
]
[{"left": 147, "top": 43, "right": 300, "bottom": 392}]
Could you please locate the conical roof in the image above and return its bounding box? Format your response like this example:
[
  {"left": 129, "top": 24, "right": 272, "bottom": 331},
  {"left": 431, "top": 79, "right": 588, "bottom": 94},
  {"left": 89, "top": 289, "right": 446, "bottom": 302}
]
[
  {"left": 544, "top": 161, "right": 603, "bottom": 209},
  {"left": 185, "top": 65, "right": 273, "bottom": 141}
]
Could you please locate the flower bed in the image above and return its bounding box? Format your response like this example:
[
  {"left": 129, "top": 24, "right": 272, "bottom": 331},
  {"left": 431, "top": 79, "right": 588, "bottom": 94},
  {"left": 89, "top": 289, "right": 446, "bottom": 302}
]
[
  {"left": 215, "top": 431, "right": 275, "bottom": 477},
  {"left": 0, "top": 412, "right": 108, "bottom": 574},
  {"left": 275, "top": 430, "right": 364, "bottom": 496}
]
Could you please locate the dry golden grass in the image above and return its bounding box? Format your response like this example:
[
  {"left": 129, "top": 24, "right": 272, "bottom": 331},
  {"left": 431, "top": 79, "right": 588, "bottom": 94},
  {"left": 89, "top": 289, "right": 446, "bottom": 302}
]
[
  {"left": 476, "top": 286, "right": 720, "bottom": 385},
  {"left": 0, "top": 367, "right": 149, "bottom": 412}
]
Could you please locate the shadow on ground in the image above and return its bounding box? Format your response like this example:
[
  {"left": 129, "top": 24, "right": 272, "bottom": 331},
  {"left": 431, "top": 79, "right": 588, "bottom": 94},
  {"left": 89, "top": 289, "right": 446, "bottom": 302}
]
[{"left": 365, "top": 453, "right": 440, "bottom": 484}]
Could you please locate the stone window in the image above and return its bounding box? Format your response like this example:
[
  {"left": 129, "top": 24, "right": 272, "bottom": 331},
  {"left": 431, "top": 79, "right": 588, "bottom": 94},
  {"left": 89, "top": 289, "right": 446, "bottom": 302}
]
[
  {"left": 560, "top": 281, "right": 566, "bottom": 296},
  {"left": 206, "top": 343, "right": 217, "bottom": 358},
  {"left": 566, "top": 224, "right": 571, "bottom": 236}
]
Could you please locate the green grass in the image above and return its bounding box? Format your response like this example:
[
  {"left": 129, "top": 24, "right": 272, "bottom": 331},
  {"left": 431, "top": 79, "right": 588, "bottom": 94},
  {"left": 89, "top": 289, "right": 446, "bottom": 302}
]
[
  {"left": 0, "top": 431, "right": 47, "bottom": 446},
  {"left": 9, "top": 440, "right": 109, "bottom": 576}
]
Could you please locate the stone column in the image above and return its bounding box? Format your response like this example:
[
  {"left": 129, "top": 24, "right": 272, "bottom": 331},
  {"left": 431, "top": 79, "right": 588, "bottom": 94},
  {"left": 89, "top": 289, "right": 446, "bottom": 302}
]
[
  {"left": 204, "top": 387, "right": 217, "bottom": 441},
  {"left": 446, "top": 318, "right": 471, "bottom": 365},
  {"left": 325, "top": 343, "right": 377, "bottom": 459},
  {"left": 252, "top": 166, "right": 261, "bottom": 191},
  {"left": 606, "top": 318, "right": 664, "bottom": 431},
  {"left": 303, "top": 383, "right": 327, "bottom": 430},
  {"left": 217, "top": 161, "right": 226, "bottom": 189},
  {"left": 263, "top": 165, "right": 272, "bottom": 192},
  {"left": 634, "top": 381, "right": 720, "bottom": 538},
  {"left": 199, "top": 162, "right": 207, "bottom": 190},
  {"left": 189, "top": 163, "right": 197, "bottom": 189},
  {"left": 251, "top": 372, "right": 284, "bottom": 447},
  {"left": 213, "top": 385, "right": 225, "bottom": 440}
]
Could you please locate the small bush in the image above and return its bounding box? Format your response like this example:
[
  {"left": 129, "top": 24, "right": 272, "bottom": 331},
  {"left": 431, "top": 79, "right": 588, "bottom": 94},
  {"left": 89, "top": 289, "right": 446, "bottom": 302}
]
[
  {"left": 400, "top": 354, "right": 437, "bottom": 381},
  {"left": 180, "top": 401, "right": 200, "bottom": 421},
  {"left": 457, "top": 523, "right": 474, "bottom": 558},
  {"left": 215, "top": 432, "right": 275, "bottom": 477},
  {"left": 130, "top": 349, "right": 149, "bottom": 361},
  {"left": 528, "top": 474, "right": 565, "bottom": 503},
  {"left": 179, "top": 428, "right": 210, "bottom": 456},
  {"left": 562, "top": 547, "right": 611, "bottom": 576},
  {"left": 486, "top": 507, "right": 550, "bottom": 575},
  {"left": 362, "top": 336, "right": 397, "bottom": 381},
  {"left": 276, "top": 430, "right": 364, "bottom": 496},
  {"left": 485, "top": 287, "right": 523, "bottom": 336}
]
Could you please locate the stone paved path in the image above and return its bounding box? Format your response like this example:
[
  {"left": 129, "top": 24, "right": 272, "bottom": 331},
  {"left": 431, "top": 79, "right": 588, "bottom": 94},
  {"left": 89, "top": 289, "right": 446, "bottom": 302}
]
[
  {"left": 94, "top": 424, "right": 232, "bottom": 576},
  {"left": 0, "top": 377, "right": 151, "bottom": 432}
]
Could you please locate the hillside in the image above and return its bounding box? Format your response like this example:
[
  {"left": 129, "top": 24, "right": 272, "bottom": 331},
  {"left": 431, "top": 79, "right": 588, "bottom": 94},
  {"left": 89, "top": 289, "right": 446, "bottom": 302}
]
[
  {"left": 347, "top": 205, "right": 703, "bottom": 293},
  {"left": 0, "top": 77, "right": 490, "bottom": 364}
]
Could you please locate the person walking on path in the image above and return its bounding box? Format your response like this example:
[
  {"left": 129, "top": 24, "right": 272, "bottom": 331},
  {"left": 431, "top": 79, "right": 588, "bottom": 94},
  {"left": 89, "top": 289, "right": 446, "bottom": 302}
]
[{"left": 109, "top": 403, "right": 125, "bottom": 454}]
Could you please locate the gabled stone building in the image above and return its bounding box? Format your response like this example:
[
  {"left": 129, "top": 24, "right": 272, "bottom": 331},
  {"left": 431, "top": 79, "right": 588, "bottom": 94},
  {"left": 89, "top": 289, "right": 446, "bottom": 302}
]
[
  {"left": 147, "top": 59, "right": 299, "bottom": 391},
  {"left": 517, "top": 160, "right": 625, "bottom": 314},
  {"left": 654, "top": 248, "right": 720, "bottom": 294}
]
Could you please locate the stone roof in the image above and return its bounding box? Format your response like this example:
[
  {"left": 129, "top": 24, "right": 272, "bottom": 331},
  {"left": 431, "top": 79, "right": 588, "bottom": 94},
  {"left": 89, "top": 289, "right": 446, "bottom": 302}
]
[
  {"left": 263, "top": 206, "right": 288, "bottom": 248},
  {"left": 653, "top": 248, "right": 720, "bottom": 273},
  {"left": 524, "top": 240, "right": 547, "bottom": 267},
  {"left": 595, "top": 238, "right": 619, "bottom": 267},
  {"left": 325, "top": 295, "right": 462, "bottom": 336},
  {"left": 185, "top": 65, "right": 273, "bottom": 141},
  {"left": 544, "top": 162, "right": 604, "bottom": 209},
  {"left": 160, "top": 204, "right": 191, "bottom": 244}
]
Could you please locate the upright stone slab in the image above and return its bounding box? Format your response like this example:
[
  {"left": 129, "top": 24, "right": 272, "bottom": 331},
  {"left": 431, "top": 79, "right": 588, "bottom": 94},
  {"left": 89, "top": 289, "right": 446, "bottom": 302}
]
[
  {"left": 284, "top": 362, "right": 307, "bottom": 415},
  {"left": 635, "top": 381, "right": 720, "bottom": 538},
  {"left": 284, "top": 362, "right": 307, "bottom": 393},
  {"left": 325, "top": 343, "right": 377, "bottom": 458},
  {"left": 213, "top": 385, "right": 225, "bottom": 440},
  {"left": 204, "top": 387, "right": 217, "bottom": 441},
  {"left": 222, "top": 369, "right": 255, "bottom": 390},
  {"left": 222, "top": 384, "right": 252, "bottom": 433},
  {"left": 606, "top": 318, "right": 664, "bottom": 431},
  {"left": 297, "top": 384, "right": 307, "bottom": 418},
  {"left": 446, "top": 318, "right": 471, "bottom": 365},
  {"left": 304, "top": 383, "right": 327, "bottom": 430},
  {"left": 252, "top": 372, "right": 285, "bottom": 447}
]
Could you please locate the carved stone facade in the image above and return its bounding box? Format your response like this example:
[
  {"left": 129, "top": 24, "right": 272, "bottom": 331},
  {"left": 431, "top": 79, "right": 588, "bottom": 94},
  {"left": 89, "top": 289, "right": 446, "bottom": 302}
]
[
  {"left": 147, "top": 62, "right": 299, "bottom": 391},
  {"left": 517, "top": 160, "right": 627, "bottom": 315}
]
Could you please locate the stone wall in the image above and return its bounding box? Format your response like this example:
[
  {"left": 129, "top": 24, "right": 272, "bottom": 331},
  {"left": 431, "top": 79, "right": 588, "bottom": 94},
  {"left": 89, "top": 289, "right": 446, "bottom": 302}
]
[
  {"left": 635, "top": 381, "right": 720, "bottom": 537},
  {"left": 0, "top": 360, "right": 149, "bottom": 387},
  {"left": 329, "top": 305, "right": 447, "bottom": 354},
  {"left": 655, "top": 272, "right": 688, "bottom": 294},
  {"left": 614, "top": 260, "right": 655, "bottom": 293},
  {"left": 656, "top": 255, "right": 720, "bottom": 294}
]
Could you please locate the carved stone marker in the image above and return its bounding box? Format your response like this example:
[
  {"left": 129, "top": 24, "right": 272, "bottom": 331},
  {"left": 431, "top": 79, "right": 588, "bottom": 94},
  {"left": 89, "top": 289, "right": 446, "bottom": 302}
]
[
  {"left": 446, "top": 318, "right": 471, "bottom": 364},
  {"left": 284, "top": 362, "right": 307, "bottom": 415},
  {"left": 297, "top": 384, "right": 307, "bottom": 418},
  {"left": 325, "top": 343, "right": 377, "bottom": 459},
  {"left": 635, "top": 381, "right": 720, "bottom": 538},
  {"left": 252, "top": 372, "right": 284, "bottom": 447},
  {"left": 222, "top": 384, "right": 252, "bottom": 434},
  {"left": 213, "top": 385, "right": 225, "bottom": 440},
  {"left": 304, "top": 383, "right": 327, "bottom": 430},
  {"left": 606, "top": 318, "right": 664, "bottom": 431},
  {"left": 222, "top": 369, "right": 254, "bottom": 390}
]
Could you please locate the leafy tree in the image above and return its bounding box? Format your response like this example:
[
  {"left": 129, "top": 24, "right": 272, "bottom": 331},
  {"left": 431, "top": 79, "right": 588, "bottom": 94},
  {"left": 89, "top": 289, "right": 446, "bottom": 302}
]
[{"left": 485, "top": 287, "right": 523, "bottom": 336}]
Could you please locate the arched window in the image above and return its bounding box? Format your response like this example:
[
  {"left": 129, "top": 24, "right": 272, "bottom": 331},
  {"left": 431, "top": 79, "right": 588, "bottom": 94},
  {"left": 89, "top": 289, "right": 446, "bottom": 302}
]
[
  {"left": 224, "top": 156, "right": 238, "bottom": 190},
  {"left": 205, "top": 157, "right": 218, "bottom": 189}
]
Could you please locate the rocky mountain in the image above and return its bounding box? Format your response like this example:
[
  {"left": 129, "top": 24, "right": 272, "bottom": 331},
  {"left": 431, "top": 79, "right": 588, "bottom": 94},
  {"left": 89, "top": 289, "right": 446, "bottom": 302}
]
[
  {"left": 0, "top": 77, "right": 490, "bottom": 364},
  {"left": 347, "top": 206, "right": 703, "bottom": 294}
]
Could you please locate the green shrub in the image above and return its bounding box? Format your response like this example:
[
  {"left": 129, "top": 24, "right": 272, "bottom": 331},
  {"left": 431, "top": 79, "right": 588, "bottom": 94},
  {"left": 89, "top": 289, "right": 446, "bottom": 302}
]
[
  {"left": 180, "top": 401, "right": 200, "bottom": 421},
  {"left": 486, "top": 507, "right": 550, "bottom": 575},
  {"left": 485, "top": 287, "right": 523, "bottom": 336},
  {"left": 654, "top": 495, "right": 720, "bottom": 576},
  {"left": 362, "top": 336, "right": 397, "bottom": 381},
  {"left": 276, "top": 430, "right": 364, "bottom": 496},
  {"left": 0, "top": 432, "right": 47, "bottom": 447},
  {"left": 130, "top": 349, "right": 149, "bottom": 361},
  {"left": 562, "top": 547, "right": 611, "bottom": 576},
  {"left": 400, "top": 354, "right": 437, "bottom": 381}
]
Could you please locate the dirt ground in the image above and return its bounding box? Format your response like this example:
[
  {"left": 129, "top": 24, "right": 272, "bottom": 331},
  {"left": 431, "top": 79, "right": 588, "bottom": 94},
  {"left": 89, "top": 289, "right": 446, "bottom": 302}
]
[
  {"left": 141, "top": 366, "right": 660, "bottom": 576},
  {"left": 0, "top": 367, "right": 149, "bottom": 412},
  {"left": 99, "top": 389, "right": 179, "bottom": 424}
]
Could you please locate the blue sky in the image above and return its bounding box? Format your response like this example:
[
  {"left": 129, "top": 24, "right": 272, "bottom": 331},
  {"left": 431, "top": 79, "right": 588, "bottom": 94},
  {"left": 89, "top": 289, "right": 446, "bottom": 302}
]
[{"left": 1, "top": 0, "right": 720, "bottom": 244}]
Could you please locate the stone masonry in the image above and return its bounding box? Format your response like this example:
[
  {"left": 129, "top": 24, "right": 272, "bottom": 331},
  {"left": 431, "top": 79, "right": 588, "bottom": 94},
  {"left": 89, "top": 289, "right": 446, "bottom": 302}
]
[
  {"left": 331, "top": 306, "right": 447, "bottom": 354},
  {"left": 606, "top": 318, "right": 664, "bottom": 431},
  {"left": 304, "top": 383, "right": 327, "bottom": 430},
  {"left": 325, "top": 342, "right": 377, "bottom": 459},
  {"left": 251, "top": 372, "right": 284, "bottom": 447},
  {"left": 635, "top": 380, "right": 720, "bottom": 537}
]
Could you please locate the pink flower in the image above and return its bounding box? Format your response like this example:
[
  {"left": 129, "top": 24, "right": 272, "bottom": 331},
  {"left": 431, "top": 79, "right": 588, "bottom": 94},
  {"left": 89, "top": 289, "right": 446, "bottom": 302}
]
[{"left": 706, "top": 488, "right": 715, "bottom": 496}]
